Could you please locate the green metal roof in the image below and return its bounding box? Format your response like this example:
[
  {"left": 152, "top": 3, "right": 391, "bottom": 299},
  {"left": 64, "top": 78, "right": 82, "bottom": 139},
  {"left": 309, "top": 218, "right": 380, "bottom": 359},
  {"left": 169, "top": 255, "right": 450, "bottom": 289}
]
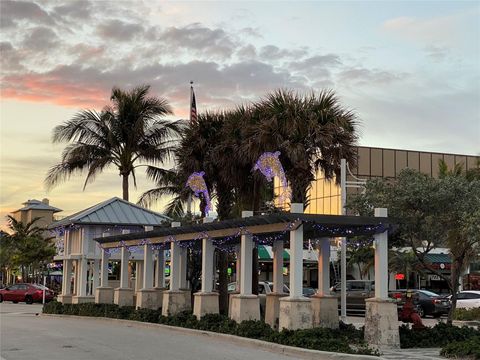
[{"left": 425, "top": 253, "right": 451, "bottom": 263}]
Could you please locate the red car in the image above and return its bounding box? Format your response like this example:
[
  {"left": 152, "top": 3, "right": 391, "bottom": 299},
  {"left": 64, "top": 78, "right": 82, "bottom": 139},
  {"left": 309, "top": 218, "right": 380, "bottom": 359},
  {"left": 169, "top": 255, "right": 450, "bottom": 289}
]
[{"left": 0, "top": 283, "right": 55, "bottom": 304}]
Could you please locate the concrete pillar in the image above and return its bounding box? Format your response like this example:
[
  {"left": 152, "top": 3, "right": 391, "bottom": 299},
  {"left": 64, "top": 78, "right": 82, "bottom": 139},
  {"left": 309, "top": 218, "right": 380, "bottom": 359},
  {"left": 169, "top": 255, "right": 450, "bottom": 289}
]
[
  {"left": 58, "top": 259, "right": 72, "bottom": 304},
  {"left": 230, "top": 211, "right": 260, "bottom": 323},
  {"left": 92, "top": 259, "right": 100, "bottom": 292},
  {"left": 136, "top": 244, "right": 159, "bottom": 309},
  {"left": 265, "top": 240, "right": 287, "bottom": 329},
  {"left": 365, "top": 208, "right": 399, "bottom": 349},
  {"left": 194, "top": 217, "right": 218, "bottom": 319},
  {"left": 114, "top": 230, "right": 134, "bottom": 307},
  {"left": 279, "top": 203, "right": 312, "bottom": 330},
  {"left": 163, "top": 222, "right": 190, "bottom": 316},
  {"left": 95, "top": 247, "right": 114, "bottom": 304},
  {"left": 235, "top": 245, "right": 241, "bottom": 292},
  {"left": 135, "top": 261, "right": 144, "bottom": 291},
  {"left": 155, "top": 251, "right": 165, "bottom": 289},
  {"left": 312, "top": 238, "right": 338, "bottom": 329},
  {"left": 179, "top": 247, "right": 188, "bottom": 290}
]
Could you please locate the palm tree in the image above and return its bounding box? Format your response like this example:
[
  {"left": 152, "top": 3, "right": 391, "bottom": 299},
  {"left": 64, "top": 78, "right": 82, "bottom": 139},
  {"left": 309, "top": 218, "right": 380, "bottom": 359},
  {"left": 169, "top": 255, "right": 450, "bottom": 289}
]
[
  {"left": 45, "top": 85, "right": 181, "bottom": 201},
  {"left": 251, "top": 89, "right": 358, "bottom": 205}
]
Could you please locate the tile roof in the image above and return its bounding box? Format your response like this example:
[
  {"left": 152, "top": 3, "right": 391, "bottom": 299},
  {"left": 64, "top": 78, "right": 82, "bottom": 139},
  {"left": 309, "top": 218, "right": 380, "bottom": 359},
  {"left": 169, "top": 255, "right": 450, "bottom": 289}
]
[{"left": 49, "top": 197, "right": 170, "bottom": 228}]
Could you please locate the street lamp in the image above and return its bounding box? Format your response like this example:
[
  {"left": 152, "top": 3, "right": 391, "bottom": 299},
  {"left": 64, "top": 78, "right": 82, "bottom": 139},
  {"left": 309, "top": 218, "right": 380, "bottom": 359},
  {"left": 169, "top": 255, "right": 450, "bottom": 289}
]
[{"left": 340, "top": 159, "right": 366, "bottom": 322}]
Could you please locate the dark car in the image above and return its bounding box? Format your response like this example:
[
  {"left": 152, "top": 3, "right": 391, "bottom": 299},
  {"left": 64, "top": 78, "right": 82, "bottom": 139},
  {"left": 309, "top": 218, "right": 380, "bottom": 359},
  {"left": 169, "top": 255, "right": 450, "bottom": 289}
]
[
  {"left": 0, "top": 283, "right": 55, "bottom": 304},
  {"left": 390, "top": 289, "right": 450, "bottom": 318},
  {"left": 330, "top": 280, "right": 375, "bottom": 314}
]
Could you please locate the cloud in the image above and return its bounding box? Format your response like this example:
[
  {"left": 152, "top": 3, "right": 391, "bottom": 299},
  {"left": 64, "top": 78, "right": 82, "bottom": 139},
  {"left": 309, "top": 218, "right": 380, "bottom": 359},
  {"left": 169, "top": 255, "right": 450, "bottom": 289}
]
[
  {"left": 96, "top": 19, "right": 144, "bottom": 41},
  {"left": 53, "top": 0, "right": 92, "bottom": 19},
  {"left": 338, "top": 67, "right": 406, "bottom": 86},
  {"left": 259, "top": 45, "right": 308, "bottom": 60},
  {"left": 0, "top": 0, "right": 54, "bottom": 28},
  {"left": 158, "top": 23, "right": 237, "bottom": 59},
  {"left": 22, "top": 27, "right": 59, "bottom": 51}
]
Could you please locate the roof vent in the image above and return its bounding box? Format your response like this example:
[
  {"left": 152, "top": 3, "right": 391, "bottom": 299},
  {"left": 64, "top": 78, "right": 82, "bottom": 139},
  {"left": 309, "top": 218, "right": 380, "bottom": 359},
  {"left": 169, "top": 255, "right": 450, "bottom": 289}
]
[{"left": 42, "top": 198, "right": 49, "bottom": 205}]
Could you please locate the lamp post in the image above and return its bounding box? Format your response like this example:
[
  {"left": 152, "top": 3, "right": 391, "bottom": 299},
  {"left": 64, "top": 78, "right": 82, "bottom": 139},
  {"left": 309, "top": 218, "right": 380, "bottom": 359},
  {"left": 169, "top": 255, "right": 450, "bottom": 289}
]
[{"left": 340, "top": 159, "right": 366, "bottom": 322}]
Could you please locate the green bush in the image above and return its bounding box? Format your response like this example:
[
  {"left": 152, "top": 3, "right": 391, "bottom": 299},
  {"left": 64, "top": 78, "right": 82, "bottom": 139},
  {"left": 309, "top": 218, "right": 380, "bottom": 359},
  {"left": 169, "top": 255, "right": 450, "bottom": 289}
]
[
  {"left": 400, "top": 323, "right": 480, "bottom": 348},
  {"left": 441, "top": 336, "right": 480, "bottom": 360},
  {"left": 454, "top": 308, "right": 480, "bottom": 321}
]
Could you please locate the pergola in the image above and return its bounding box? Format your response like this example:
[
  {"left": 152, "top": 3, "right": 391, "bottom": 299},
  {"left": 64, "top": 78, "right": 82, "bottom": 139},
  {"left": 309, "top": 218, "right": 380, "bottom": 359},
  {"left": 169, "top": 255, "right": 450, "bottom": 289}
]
[{"left": 93, "top": 204, "right": 397, "bottom": 344}]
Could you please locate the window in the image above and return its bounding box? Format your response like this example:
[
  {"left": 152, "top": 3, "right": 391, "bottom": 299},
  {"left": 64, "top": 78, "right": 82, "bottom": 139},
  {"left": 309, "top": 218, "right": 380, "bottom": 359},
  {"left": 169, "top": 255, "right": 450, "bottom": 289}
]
[
  {"left": 457, "top": 293, "right": 468, "bottom": 300},
  {"left": 258, "top": 284, "right": 266, "bottom": 294},
  {"left": 8, "top": 285, "right": 19, "bottom": 290},
  {"left": 349, "top": 282, "right": 366, "bottom": 291},
  {"left": 465, "top": 292, "right": 480, "bottom": 299}
]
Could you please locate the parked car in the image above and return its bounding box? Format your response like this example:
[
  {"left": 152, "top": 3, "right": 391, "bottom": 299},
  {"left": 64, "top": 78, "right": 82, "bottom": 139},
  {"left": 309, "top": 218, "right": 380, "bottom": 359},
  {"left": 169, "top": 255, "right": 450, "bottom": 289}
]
[
  {"left": 330, "top": 280, "right": 375, "bottom": 314},
  {"left": 390, "top": 289, "right": 450, "bottom": 318},
  {"left": 0, "top": 283, "right": 55, "bottom": 304},
  {"left": 452, "top": 291, "right": 480, "bottom": 309}
]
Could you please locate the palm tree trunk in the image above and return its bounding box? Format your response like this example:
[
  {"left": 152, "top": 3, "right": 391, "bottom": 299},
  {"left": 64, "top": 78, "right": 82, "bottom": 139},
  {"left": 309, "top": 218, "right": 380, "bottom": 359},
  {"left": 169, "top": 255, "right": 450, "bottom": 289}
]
[{"left": 122, "top": 174, "right": 129, "bottom": 201}]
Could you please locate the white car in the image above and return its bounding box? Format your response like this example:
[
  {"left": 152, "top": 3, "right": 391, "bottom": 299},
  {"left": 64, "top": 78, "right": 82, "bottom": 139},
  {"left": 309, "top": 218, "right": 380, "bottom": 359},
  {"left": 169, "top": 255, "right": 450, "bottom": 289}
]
[{"left": 455, "top": 291, "right": 480, "bottom": 309}]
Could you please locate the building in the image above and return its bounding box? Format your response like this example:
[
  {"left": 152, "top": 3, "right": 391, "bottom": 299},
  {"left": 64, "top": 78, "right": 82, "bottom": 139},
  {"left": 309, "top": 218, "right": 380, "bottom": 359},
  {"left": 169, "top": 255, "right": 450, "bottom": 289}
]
[
  {"left": 275, "top": 146, "right": 480, "bottom": 291},
  {"left": 50, "top": 197, "right": 170, "bottom": 304},
  {"left": 11, "top": 198, "right": 62, "bottom": 231}
]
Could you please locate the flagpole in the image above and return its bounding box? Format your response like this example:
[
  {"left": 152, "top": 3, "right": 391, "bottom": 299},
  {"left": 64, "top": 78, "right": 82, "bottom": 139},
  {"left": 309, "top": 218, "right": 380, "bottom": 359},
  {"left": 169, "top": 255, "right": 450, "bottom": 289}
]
[{"left": 186, "top": 81, "right": 193, "bottom": 217}]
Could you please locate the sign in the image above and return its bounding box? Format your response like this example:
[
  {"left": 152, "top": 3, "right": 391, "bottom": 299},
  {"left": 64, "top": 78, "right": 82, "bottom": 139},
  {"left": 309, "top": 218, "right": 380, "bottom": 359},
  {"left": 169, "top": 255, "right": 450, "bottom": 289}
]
[
  {"left": 227, "top": 267, "right": 232, "bottom": 276},
  {"left": 429, "top": 274, "right": 441, "bottom": 281},
  {"left": 395, "top": 273, "right": 405, "bottom": 280}
]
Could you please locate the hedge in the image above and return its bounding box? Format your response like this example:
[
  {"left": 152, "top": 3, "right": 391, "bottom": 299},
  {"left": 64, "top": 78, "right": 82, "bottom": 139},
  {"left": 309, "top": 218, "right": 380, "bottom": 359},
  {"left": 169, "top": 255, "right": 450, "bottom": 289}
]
[
  {"left": 441, "top": 336, "right": 480, "bottom": 360},
  {"left": 43, "top": 301, "right": 377, "bottom": 356},
  {"left": 454, "top": 308, "right": 480, "bottom": 321}
]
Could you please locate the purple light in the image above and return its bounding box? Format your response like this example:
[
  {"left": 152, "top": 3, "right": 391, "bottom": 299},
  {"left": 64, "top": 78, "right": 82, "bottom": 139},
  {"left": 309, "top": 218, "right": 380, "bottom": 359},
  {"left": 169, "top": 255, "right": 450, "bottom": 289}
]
[
  {"left": 253, "top": 151, "right": 291, "bottom": 203},
  {"left": 186, "top": 171, "right": 212, "bottom": 215}
]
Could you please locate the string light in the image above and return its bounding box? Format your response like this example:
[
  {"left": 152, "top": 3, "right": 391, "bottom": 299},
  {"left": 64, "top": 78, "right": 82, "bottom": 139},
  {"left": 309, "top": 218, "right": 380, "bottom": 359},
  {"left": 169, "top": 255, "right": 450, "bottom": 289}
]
[
  {"left": 253, "top": 151, "right": 291, "bottom": 203},
  {"left": 186, "top": 171, "right": 212, "bottom": 215}
]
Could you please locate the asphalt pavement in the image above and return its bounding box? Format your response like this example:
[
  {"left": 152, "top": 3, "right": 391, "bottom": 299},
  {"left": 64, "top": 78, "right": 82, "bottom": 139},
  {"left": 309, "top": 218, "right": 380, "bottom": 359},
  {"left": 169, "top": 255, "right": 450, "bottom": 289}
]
[{"left": 1, "top": 302, "right": 304, "bottom": 360}]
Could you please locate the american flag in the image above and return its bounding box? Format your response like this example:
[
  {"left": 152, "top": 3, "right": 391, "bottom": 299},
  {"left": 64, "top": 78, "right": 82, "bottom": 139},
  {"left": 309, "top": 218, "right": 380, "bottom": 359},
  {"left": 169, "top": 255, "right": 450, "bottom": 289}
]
[{"left": 190, "top": 85, "right": 197, "bottom": 122}]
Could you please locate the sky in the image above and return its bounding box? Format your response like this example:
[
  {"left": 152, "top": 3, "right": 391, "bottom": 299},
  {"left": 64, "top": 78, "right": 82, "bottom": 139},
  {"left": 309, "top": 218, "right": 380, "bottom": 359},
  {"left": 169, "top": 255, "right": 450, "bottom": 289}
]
[{"left": 0, "top": 0, "right": 479, "bottom": 231}]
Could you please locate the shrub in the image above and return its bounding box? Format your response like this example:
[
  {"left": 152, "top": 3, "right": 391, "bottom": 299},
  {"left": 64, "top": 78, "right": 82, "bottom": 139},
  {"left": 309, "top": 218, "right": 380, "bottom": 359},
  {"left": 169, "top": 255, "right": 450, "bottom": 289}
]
[
  {"left": 454, "top": 308, "right": 480, "bottom": 321},
  {"left": 441, "top": 336, "right": 480, "bottom": 360},
  {"left": 236, "top": 320, "right": 275, "bottom": 339},
  {"left": 43, "top": 300, "right": 63, "bottom": 314},
  {"left": 400, "top": 323, "right": 480, "bottom": 348},
  {"left": 129, "top": 308, "right": 162, "bottom": 323}
]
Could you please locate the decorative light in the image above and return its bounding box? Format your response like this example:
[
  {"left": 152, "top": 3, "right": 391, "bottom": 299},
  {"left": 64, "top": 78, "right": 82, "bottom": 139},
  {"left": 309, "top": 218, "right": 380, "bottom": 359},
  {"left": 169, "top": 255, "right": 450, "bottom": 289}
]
[
  {"left": 253, "top": 151, "right": 291, "bottom": 203},
  {"left": 186, "top": 171, "right": 212, "bottom": 215}
]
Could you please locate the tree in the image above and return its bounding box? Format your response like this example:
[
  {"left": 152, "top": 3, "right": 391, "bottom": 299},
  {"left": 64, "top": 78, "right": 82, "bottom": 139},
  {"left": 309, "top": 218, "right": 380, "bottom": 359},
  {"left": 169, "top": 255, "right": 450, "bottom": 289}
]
[
  {"left": 251, "top": 89, "right": 358, "bottom": 204},
  {"left": 347, "top": 168, "right": 480, "bottom": 324},
  {"left": 45, "top": 85, "right": 181, "bottom": 201},
  {"left": 3, "top": 216, "right": 56, "bottom": 283}
]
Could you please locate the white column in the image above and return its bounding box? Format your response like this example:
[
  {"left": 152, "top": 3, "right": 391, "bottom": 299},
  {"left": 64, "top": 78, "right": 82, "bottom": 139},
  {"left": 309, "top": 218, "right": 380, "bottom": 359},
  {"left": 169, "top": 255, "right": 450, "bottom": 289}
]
[
  {"left": 240, "top": 211, "right": 253, "bottom": 295},
  {"left": 289, "top": 203, "right": 304, "bottom": 298},
  {"left": 63, "top": 260, "right": 72, "bottom": 295},
  {"left": 142, "top": 245, "right": 154, "bottom": 289},
  {"left": 169, "top": 222, "right": 181, "bottom": 291},
  {"left": 201, "top": 217, "right": 214, "bottom": 293},
  {"left": 155, "top": 251, "right": 165, "bottom": 288},
  {"left": 317, "top": 238, "right": 330, "bottom": 296},
  {"left": 135, "top": 262, "right": 143, "bottom": 291},
  {"left": 73, "top": 261, "right": 78, "bottom": 295},
  {"left": 77, "top": 257, "right": 88, "bottom": 297},
  {"left": 92, "top": 259, "right": 100, "bottom": 291},
  {"left": 374, "top": 208, "right": 388, "bottom": 299},
  {"left": 100, "top": 249, "right": 110, "bottom": 287},
  {"left": 119, "top": 229, "right": 130, "bottom": 288},
  {"left": 340, "top": 158, "right": 347, "bottom": 322},
  {"left": 179, "top": 247, "right": 188, "bottom": 289},
  {"left": 235, "top": 245, "right": 241, "bottom": 292},
  {"left": 272, "top": 240, "right": 284, "bottom": 293}
]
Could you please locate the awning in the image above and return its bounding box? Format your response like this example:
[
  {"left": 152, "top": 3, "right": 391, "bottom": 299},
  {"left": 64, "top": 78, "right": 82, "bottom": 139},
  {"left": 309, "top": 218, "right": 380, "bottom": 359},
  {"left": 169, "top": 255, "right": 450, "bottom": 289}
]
[{"left": 257, "top": 245, "right": 317, "bottom": 262}]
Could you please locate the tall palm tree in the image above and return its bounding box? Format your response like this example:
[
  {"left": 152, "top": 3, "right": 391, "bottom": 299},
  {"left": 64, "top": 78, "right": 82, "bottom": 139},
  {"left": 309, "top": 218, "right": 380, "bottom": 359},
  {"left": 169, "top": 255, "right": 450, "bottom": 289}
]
[
  {"left": 251, "top": 89, "right": 358, "bottom": 205},
  {"left": 45, "top": 85, "right": 181, "bottom": 201}
]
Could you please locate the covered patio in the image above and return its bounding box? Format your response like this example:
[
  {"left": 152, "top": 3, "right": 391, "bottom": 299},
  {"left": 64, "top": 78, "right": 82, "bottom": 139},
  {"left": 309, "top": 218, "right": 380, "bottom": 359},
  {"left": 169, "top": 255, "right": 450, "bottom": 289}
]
[{"left": 94, "top": 204, "right": 398, "bottom": 347}]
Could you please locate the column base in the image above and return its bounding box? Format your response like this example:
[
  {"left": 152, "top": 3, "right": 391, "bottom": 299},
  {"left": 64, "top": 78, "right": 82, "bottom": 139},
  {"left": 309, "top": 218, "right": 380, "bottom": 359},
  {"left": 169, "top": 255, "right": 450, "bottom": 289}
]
[
  {"left": 265, "top": 292, "right": 288, "bottom": 329},
  {"left": 162, "top": 290, "right": 191, "bottom": 316},
  {"left": 154, "top": 287, "right": 167, "bottom": 309},
  {"left": 114, "top": 288, "right": 134, "bottom": 307},
  {"left": 136, "top": 288, "right": 160, "bottom": 310},
  {"left": 311, "top": 294, "right": 339, "bottom": 329},
  {"left": 57, "top": 294, "right": 72, "bottom": 304},
  {"left": 95, "top": 286, "right": 114, "bottom": 304},
  {"left": 71, "top": 295, "right": 95, "bottom": 304},
  {"left": 229, "top": 294, "right": 260, "bottom": 323},
  {"left": 279, "top": 296, "right": 312, "bottom": 330},
  {"left": 228, "top": 292, "right": 239, "bottom": 317},
  {"left": 193, "top": 292, "right": 219, "bottom": 319},
  {"left": 364, "top": 297, "right": 400, "bottom": 349}
]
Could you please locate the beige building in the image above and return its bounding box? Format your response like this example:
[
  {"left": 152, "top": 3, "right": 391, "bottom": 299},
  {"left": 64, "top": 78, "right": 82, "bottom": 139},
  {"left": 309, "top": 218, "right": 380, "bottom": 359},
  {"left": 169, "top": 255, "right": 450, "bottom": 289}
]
[
  {"left": 11, "top": 198, "right": 62, "bottom": 230},
  {"left": 276, "top": 146, "right": 479, "bottom": 215}
]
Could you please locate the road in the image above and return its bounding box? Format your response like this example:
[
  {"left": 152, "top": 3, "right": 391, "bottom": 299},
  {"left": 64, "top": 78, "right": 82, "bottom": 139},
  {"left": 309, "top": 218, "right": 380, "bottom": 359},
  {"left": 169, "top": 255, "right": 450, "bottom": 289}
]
[{"left": 0, "top": 302, "right": 303, "bottom": 360}]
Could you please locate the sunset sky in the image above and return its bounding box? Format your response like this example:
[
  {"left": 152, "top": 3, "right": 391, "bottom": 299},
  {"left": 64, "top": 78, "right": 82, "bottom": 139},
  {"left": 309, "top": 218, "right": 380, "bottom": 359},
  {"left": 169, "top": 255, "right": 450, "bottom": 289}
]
[{"left": 1, "top": 0, "right": 479, "bottom": 231}]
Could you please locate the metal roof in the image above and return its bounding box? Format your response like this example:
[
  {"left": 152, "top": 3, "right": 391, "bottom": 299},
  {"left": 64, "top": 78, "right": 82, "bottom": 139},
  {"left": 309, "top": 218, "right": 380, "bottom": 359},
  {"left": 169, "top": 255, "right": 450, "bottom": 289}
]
[
  {"left": 96, "top": 212, "right": 392, "bottom": 248},
  {"left": 13, "top": 199, "right": 62, "bottom": 213},
  {"left": 425, "top": 253, "right": 451, "bottom": 264},
  {"left": 49, "top": 197, "right": 170, "bottom": 228}
]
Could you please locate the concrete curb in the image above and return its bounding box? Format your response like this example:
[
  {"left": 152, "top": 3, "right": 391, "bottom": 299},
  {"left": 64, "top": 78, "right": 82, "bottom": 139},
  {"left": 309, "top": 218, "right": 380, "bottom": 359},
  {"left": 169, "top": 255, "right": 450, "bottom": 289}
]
[
  {"left": 42, "top": 313, "right": 381, "bottom": 360},
  {"left": 453, "top": 320, "right": 480, "bottom": 327}
]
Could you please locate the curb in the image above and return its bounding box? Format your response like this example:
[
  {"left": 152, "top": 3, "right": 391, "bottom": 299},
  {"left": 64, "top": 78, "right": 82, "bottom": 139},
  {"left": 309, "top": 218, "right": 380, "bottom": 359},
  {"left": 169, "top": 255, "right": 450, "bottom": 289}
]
[
  {"left": 453, "top": 320, "right": 480, "bottom": 327},
  {"left": 41, "top": 313, "right": 381, "bottom": 360}
]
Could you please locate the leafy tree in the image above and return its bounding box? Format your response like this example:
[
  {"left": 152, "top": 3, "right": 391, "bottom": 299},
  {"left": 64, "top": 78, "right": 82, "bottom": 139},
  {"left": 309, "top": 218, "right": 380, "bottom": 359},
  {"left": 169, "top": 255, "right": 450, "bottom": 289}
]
[
  {"left": 3, "top": 216, "right": 56, "bottom": 283},
  {"left": 45, "top": 85, "right": 181, "bottom": 201},
  {"left": 347, "top": 168, "right": 480, "bottom": 324}
]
